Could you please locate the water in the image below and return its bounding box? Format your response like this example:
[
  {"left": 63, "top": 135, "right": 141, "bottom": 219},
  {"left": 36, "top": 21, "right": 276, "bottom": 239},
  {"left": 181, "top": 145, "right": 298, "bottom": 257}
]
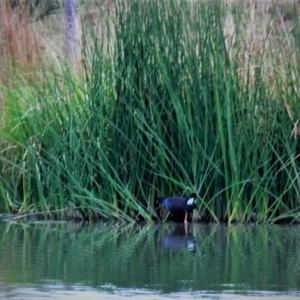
[{"left": 0, "top": 215, "right": 299, "bottom": 299}]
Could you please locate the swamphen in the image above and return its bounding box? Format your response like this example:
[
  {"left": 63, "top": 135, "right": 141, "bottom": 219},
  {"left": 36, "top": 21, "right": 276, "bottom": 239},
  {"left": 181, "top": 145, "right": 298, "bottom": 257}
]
[{"left": 157, "top": 193, "right": 197, "bottom": 223}]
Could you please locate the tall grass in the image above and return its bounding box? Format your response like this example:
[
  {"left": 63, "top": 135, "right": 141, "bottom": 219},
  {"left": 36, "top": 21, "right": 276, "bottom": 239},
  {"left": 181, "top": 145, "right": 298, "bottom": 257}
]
[{"left": 1, "top": 0, "right": 300, "bottom": 223}]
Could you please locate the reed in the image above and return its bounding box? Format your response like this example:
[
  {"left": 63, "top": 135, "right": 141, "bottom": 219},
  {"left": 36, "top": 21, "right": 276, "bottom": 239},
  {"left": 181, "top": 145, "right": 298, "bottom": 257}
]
[{"left": 1, "top": 0, "right": 300, "bottom": 223}]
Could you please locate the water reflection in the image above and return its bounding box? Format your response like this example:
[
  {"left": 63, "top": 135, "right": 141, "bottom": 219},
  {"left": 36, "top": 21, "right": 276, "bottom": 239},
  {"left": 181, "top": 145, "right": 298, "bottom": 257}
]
[
  {"left": 0, "top": 217, "right": 300, "bottom": 299},
  {"left": 159, "top": 223, "right": 196, "bottom": 252}
]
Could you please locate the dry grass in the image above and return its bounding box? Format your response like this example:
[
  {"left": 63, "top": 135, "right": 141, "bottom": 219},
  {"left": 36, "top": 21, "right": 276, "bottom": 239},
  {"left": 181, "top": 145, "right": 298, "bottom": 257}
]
[
  {"left": 0, "top": 0, "right": 299, "bottom": 94},
  {"left": 0, "top": 1, "right": 43, "bottom": 117},
  {"left": 0, "top": 1, "right": 44, "bottom": 84},
  {"left": 223, "top": 0, "right": 300, "bottom": 133},
  {"left": 225, "top": 0, "right": 299, "bottom": 71}
]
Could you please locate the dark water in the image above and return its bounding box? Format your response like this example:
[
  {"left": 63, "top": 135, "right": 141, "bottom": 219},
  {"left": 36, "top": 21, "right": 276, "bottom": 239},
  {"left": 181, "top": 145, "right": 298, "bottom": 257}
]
[{"left": 0, "top": 215, "right": 300, "bottom": 299}]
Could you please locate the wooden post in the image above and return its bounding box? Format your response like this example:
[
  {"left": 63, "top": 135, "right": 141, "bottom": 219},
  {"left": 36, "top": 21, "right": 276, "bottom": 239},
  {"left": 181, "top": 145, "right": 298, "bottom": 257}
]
[{"left": 64, "top": 0, "right": 77, "bottom": 63}]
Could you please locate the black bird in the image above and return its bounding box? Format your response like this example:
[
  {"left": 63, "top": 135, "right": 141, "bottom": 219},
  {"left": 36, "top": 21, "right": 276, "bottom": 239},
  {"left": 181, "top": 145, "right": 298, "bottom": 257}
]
[{"left": 157, "top": 193, "right": 197, "bottom": 223}]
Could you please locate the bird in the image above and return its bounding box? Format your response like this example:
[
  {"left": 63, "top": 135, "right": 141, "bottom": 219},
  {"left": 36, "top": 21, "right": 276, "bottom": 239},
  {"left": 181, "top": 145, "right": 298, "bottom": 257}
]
[{"left": 157, "top": 193, "right": 197, "bottom": 223}]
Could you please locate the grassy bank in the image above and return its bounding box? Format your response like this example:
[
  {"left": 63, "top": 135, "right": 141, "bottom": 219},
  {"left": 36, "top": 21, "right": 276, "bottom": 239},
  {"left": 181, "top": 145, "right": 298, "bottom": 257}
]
[{"left": 1, "top": 0, "right": 300, "bottom": 223}]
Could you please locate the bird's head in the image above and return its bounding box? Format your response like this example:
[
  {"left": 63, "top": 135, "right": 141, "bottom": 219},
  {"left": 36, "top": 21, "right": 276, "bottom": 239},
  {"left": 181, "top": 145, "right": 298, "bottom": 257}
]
[{"left": 157, "top": 195, "right": 167, "bottom": 204}]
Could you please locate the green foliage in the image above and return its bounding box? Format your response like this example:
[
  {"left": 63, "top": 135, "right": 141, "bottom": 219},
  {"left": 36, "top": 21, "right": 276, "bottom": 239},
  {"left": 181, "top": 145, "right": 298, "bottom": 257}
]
[{"left": 1, "top": 0, "right": 300, "bottom": 223}]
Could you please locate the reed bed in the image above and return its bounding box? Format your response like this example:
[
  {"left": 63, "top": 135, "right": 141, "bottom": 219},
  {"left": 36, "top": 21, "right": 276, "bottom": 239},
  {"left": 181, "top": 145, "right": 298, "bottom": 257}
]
[{"left": 1, "top": 0, "right": 300, "bottom": 223}]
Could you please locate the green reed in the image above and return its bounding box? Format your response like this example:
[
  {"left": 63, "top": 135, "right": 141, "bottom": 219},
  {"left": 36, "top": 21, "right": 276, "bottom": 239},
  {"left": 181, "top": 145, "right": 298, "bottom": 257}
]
[{"left": 1, "top": 0, "right": 300, "bottom": 222}]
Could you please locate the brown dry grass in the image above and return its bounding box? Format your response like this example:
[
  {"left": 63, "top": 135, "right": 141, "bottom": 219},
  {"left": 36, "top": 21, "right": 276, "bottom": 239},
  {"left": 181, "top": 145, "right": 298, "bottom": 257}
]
[
  {"left": 224, "top": 0, "right": 300, "bottom": 134},
  {"left": 224, "top": 0, "right": 299, "bottom": 72},
  {"left": 0, "top": 0, "right": 299, "bottom": 91},
  {"left": 0, "top": 1, "right": 45, "bottom": 85},
  {"left": 0, "top": 1, "right": 42, "bottom": 117}
]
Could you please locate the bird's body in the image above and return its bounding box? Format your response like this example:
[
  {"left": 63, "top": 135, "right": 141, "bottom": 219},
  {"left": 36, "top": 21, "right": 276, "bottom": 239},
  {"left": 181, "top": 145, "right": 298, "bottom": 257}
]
[{"left": 157, "top": 193, "right": 197, "bottom": 223}]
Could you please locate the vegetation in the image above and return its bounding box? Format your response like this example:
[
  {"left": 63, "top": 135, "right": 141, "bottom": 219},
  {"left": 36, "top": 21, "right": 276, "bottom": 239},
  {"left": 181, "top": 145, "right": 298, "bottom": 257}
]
[{"left": 1, "top": 0, "right": 300, "bottom": 223}]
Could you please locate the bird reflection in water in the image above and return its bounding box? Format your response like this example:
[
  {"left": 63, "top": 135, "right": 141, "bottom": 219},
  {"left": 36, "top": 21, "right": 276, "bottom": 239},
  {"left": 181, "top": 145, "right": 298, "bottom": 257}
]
[{"left": 159, "top": 224, "right": 196, "bottom": 252}]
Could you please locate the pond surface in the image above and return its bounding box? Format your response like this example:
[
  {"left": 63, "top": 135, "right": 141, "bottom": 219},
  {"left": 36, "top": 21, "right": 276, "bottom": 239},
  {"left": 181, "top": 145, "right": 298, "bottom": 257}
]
[{"left": 0, "top": 215, "right": 299, "bottom": 299}]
